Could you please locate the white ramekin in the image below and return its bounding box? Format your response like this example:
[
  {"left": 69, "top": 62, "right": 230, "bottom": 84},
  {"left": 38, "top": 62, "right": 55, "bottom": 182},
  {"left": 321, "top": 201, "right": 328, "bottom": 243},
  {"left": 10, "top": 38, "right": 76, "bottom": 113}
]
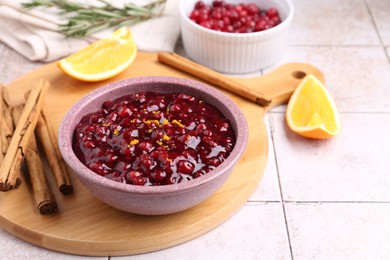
[{"left": 180, "top": 0, "right": 294, "bottom": 74}]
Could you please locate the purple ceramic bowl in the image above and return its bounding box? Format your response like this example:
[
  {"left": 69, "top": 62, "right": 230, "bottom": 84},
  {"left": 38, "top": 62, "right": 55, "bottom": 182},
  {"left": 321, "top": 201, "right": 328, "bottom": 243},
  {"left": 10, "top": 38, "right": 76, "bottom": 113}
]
[{"left": 58, "top": 76, "right": 248, "bottom": 215}]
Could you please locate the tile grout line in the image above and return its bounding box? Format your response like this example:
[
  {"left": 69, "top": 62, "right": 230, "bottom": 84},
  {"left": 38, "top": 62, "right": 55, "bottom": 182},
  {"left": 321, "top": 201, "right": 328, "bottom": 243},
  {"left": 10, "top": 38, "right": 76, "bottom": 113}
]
[
  {"left": 267, "top": 112, "right": 294, "bottom": 260},
  {"left": 245, "top": 201, "right": 284, "bottom": 205},
  {"left": 288, "top": 43, "right": 383, "bottom": 48},
  {"left": 247, "top": 200, "right": 390, "bottom": 204},
  {"left": 270, "top": 111, "right": 390, "bottom": 115},
  {"left": 284, "top": 201, "right": 390, "bottom": 204},
  {"left": 363, "top": 0, "right": 390, "bottom": 64},
  {"left": 363, "top": 0, "right": 384, "bottom": 46}
]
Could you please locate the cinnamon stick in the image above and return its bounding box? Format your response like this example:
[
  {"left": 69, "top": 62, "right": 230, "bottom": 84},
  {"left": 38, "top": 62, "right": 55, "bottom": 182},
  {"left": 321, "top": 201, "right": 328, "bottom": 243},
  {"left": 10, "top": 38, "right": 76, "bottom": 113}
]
[
  {"left": 1, "top": 88, "right": 14, "bottom": 155},
  {"left": 2, "top": 87, "right": 15, "bottom": 134},
  {"left": 0, "top": 84, "right": 4, "bottom": 163},
  {"left": 8, "top": 148, "right": 22, "bottom": 189},
  {"left": 36, "top": 108, "right": 73, "bottom": 194},
  {"left": 26, "top": 141, "right": 58, "bottom": 215},
  {"left": 0, "top": 79, "right": 50, "bottom": 190},
  {"left": 1, "top": 120, "right": 13, "bottom": 155},
  {"left": 12, "top": 104, "right": 57, "bottom": 215},
  {"left": 157, "top": 52, "right": 272, "bottom": 106}
]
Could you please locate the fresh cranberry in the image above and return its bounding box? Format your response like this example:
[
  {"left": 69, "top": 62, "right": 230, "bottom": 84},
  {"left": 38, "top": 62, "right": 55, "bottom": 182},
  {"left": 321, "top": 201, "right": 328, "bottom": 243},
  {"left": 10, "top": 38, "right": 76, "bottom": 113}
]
[
  {"left": 212, "top": 0, "right": 224, "bottom": 7},
  {"left": 190, "top": 0, "right": 281, "bottom": 33},
  {"left": 194, "top": 1, "right": 206, "bottom": 9},
  {"left": 246, "top": 3, "right": 260, "bottom": 14},
  {"left": 266, "top": 7, "right": 279, "bottom": 18}
]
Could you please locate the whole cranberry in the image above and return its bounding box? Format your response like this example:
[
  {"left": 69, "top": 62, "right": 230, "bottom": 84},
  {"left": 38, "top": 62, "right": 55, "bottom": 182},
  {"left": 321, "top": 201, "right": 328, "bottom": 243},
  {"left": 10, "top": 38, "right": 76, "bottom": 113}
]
[{"left": 177, "top": 160, "right": 195, "bottom": 174}]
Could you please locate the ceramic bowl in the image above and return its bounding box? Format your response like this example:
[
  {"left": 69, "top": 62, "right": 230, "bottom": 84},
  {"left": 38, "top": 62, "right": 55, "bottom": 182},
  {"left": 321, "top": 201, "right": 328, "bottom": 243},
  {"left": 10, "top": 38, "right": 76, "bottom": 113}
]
[
  {"left": 58, "top": 76, "right": 248, "bottom": 215},
  {"left": 180, "top": 0, "right": 294, "bottom": 74}
]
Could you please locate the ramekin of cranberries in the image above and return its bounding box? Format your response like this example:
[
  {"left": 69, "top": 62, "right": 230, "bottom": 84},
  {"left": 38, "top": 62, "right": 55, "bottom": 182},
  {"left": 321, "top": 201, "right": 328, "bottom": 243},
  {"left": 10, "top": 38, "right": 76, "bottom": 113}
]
[
  {"left": 58, "top": 76, "right": 248, "bottom": 215},
  {"left": 180, "top": 0, "right": 294, "bottom": 73}
]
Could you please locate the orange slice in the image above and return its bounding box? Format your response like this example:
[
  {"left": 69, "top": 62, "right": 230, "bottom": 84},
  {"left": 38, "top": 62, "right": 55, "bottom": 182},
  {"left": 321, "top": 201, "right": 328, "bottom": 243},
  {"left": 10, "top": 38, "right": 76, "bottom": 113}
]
[
  {"left": 286, "top": 74, "right": 341, "bottom": 139},
  {"left": 58, "top": 27, "right": 137, "bottom": 82}
]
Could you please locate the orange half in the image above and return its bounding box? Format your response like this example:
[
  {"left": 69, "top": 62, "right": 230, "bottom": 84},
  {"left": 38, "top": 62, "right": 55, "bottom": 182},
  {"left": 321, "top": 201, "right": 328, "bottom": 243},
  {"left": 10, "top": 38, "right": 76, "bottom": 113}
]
[
  {"left": 58, "top": 27, "right": 137, "bottom": 82},
  {"left": 286, "top": 74, "right": 341, "bottom": 139}
]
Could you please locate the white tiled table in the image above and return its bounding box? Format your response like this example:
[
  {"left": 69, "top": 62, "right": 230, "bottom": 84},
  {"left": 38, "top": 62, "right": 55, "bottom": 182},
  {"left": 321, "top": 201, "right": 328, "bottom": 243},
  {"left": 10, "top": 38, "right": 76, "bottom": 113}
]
[{"left": 1, "top": 0, "right": 389, "bottom": 259}]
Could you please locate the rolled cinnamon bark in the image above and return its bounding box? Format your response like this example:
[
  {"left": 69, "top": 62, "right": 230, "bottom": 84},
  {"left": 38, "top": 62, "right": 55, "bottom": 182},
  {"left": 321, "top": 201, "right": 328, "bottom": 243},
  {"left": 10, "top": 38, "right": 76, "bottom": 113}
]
[
  {"left": 12, "top": 104, "right": 57, "bottom": 215},
  {"left": 2, "top": 87, "right": 15, "bottom": 134},
  {"left": 0, "top": 79, "right": 50, "bottom": 190},
  {"left": 1, "top": 88, "right": 15, "bottom": 155},
  {"left": 1, "top": 120, "right": 13, "bottom": 155},
  {"left": 25, "top": 138, "right": 58, "bottom": 215},
  {"left": 36, "top": 109, "right": 73, "bottom": 194},
  {"left": 0, "top": 84, "right": 4, "bottom": 162}
]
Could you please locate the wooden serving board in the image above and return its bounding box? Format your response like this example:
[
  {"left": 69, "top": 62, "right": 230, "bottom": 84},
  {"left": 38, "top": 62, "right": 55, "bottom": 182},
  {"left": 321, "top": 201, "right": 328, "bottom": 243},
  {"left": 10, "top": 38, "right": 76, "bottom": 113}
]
[{"left": 0, "top": 52, "right": 323, "bottom": 256}]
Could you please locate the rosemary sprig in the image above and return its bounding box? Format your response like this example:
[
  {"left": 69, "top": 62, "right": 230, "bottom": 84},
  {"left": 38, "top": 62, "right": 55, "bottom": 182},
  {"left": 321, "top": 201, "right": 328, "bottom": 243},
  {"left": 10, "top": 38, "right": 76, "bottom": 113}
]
[{"left": 22, "top": 0, "right": 167, "bottom": 37}]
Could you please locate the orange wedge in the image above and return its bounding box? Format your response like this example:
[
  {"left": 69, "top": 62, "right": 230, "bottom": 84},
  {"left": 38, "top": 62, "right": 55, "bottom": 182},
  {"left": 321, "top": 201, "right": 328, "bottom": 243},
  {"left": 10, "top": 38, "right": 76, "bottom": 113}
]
[
  {"left": 58, "top": 27, "right": 137, "bottom": 82},
  {"left": 286, "top": 74, "right": 341, "bottom": 139}
]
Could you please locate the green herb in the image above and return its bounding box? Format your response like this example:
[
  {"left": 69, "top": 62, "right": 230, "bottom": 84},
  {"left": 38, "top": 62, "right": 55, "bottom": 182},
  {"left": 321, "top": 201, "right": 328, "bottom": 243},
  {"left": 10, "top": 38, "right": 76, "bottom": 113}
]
[{"left": 22, "top": 0, "right": 167, "bottom": 37}]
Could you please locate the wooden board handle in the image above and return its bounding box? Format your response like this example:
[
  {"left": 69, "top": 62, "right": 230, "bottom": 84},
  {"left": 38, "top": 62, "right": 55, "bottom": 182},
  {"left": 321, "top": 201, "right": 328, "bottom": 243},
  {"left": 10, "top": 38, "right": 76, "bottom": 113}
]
[
  {"left": 158, "top": 52, "right": 272, "bottom": 107},
  {"left": 253, "top": 62, "right": 325, "bottom": 110}
]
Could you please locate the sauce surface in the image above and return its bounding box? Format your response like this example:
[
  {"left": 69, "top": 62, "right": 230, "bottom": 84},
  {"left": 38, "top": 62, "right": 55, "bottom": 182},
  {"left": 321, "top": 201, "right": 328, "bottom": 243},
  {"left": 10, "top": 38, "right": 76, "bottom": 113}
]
[{"left": 73, "top": 92, "right": 235, "bottom": 186}]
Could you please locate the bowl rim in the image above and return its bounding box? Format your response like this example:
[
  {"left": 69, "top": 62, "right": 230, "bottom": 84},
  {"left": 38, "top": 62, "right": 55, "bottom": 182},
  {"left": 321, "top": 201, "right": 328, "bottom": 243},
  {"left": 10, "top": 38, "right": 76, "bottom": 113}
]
[
  {"left": 179, "top": 0, "right": 294, "bottom": 38},
  {"left": 58, "top": 76, "right": 249, "bottom": 195}
]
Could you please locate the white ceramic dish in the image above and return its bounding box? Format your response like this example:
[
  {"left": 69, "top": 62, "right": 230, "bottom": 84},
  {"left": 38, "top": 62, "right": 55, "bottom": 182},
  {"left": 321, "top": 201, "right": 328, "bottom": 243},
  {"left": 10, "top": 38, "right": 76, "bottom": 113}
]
[{"left": 180, "top": 0, "right": 294, "bottom": 74}]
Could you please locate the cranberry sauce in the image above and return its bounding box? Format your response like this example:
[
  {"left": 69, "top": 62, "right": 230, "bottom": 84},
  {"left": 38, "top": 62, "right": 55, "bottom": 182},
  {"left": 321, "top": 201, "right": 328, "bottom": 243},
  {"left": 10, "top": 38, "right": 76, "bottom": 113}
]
[
  {"left": 189, "top": 0, "right": 281, "bottom": 33},
  {"left": 72, "top": 92, "right": 236, "bottom": 186}
]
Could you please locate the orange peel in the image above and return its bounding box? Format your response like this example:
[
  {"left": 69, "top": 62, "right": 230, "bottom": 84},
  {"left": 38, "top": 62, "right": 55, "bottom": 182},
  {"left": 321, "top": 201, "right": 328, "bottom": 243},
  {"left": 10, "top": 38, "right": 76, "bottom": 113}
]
[
  {"left": 58, "top": 27, "right": 137, "bottom": 82},
  {"left": 286, "top": 74, "right": 341, "bottom": 139}
]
